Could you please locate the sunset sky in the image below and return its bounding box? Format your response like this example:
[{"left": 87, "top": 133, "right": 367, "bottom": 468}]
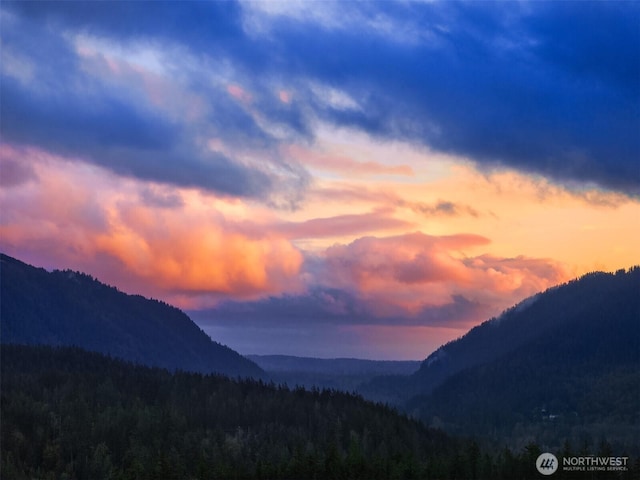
[{"left": 1, "top": 1, "right": 639, "bottom": 359}]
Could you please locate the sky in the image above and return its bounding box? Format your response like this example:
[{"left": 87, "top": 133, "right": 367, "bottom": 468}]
[{"left": 1, "top": 1, "right": 639, "bottom": 360}]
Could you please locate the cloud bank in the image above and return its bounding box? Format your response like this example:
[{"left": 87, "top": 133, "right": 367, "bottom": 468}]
[{"left": 2, "top": 1, "right": 639, "bottom": 198}]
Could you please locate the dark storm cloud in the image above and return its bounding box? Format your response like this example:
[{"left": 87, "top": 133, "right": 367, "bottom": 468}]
[
  {"left": 262, "top": 2, "right": 639, "bottom": 195},
  {"left": 1, "top": 74, "right": 174, "bottom": 153},
  {"left": 528, "top": 2, "right": 639, "bottom": 93},
  {"left": 2, "top": 1, "right": 639, "bottom": 197},
  {"left": 190, "top": 288, "right": 484, "bottom": 329},
  {"left": 195, "top": 288, "right": 370, "bottom": 328},
  {"left": 0, "top": 1, "right": 307, "bottom": 203},
  {"left": 1, "top": 72, "right": 274, "bottom": 198},
  {"left": 5, "top": 0, "right": 245, "bottom": 50}
]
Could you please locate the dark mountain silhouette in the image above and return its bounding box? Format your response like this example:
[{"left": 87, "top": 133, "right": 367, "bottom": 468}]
[
  {"left": 404, "top": 267, "right": 640, "bottom": 449},
  {"left": 0, "top": 253, "right": 264, "bottom": 378},
  {"left": 412, "top": 267, "right": 639, "bottom": 392},
  {"left": 248, "top": 355, "right": 420, "bottom": 376},
  {"left": 362, "top": 267, "right": 640, "bottom": 406}
]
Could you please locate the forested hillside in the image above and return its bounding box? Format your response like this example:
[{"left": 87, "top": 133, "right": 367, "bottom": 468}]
[
  {"left": 0, "top": 345, "right": 459, "bottom": 479},
  {"left": 411, "top": 267, "right": 640, "bottom": 397},
  {"left": 407, "top": 267, "right": 640, "bottom": 450},
  {"left": 4, "top": 345, "right": 636, "bottom": 479},
  {"left": 0, "top": 254, "right": 263, "bottom": 378}
]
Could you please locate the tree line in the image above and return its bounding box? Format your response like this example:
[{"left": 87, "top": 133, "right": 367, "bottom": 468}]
[{"left": 3, "top": 345, "right": 637, "bottom": 479}]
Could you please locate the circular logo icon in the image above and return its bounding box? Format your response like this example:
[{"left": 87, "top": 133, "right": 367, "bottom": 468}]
[{"left": 536, "top": 452, "right": 558, "bottom": 475}]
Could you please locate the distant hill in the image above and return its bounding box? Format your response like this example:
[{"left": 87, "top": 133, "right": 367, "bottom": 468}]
[
  {"left": 249, "top": 354, "right": 420, "bottom": 393},
  {"left": 248, "top": 355, "right": 420, "bottom": 375},
  {"left": 0, "top": 254, "right": 264, "bottom": 378},
  {"left": 405, "top": 267, "right": 640, "bottom": 450}
]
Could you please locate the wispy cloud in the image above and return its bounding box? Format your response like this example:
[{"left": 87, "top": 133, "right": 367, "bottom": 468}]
[
  {"left": 275, "top": 209, "right": 414, "bottom": 240},
  {"left": 287, "top": 145, "right": 414, "bottom": 177}
]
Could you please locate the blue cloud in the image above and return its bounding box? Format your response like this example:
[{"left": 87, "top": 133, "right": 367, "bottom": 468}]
[
  {"left": 0, "top": 3, "right": 308, "bottom": 203},
  {"left": 2, "top": 1, "right": 638, "bottom": 197},
  {"left": 1, "top": 74, "right": 275, "bottom": 198},
  {"left": 5, "top": 0, "right": 245, "bottom": 47},
  {"left": 268, "top": 2, "right": 639, "bottom": 195}
]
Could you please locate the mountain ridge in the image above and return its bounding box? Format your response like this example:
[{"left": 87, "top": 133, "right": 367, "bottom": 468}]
[
  {"left": 361, "top": 267, "right": 640, "bottom": 404},
  {"left": 0, "top": 253, "right": 264, "bottom": 378},
  {"left": 248, "top": 354, "right": 420, "bottom": 374},
  {"left": 412, "top": 268, "right": 640, "bottom": 391},
  {"left": 403, "top": 266, "right": 640, "bottom": 450}
]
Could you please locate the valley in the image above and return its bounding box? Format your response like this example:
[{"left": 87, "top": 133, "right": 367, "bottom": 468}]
[{"left": 2, "top": 254, "right": 639, "bottom": 478}]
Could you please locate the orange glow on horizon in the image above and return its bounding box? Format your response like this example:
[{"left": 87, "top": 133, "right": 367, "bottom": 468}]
[{"left": 1, "top": 141, "right": 637, "bottom": 352}]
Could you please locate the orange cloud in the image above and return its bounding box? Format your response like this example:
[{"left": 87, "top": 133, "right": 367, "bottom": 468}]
[
  {"left": 0, "top": 147, "right": 572, "bottom": 330},
  {"left": 308, "top": 183, "right": 389, "bottom": 203},
  {"left": 95, "top": 215, "right": 302, "bottom": 305},
  {"left": 316, "top": 232, "right": 570, "bottom": 319},
  {"left": 0, "top": 149, "right": 302, "bottom": 309},
  {"left": 275, "top": 208, "right": 414, "bottom": 239}
]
